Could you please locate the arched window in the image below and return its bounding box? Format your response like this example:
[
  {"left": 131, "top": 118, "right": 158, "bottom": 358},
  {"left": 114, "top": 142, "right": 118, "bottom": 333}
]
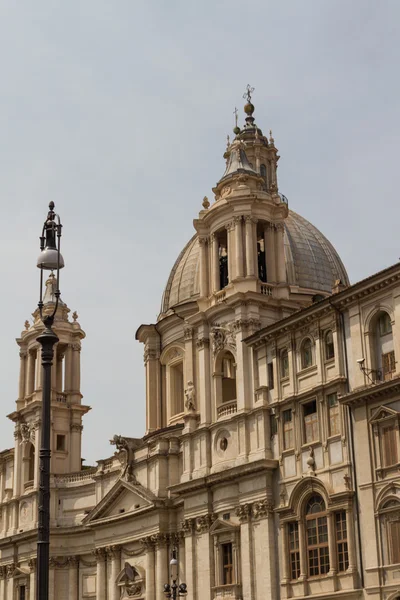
[
  {"left": 374, "top": 311, "right": 395, "bottom": 381},
  {"left": 260, "top": 164, "right": 267, "bottom": 188},
  {"left": 301, "top": 338, "right": 313, "bottom": 370},
  {"left": 170, "top": 361, "right": 184, "bottom": 416},
  {"left": 306, "top": 495, "right": 329, "bottom": 576},
  {"left": 324, "top": 330, "right": 334, "bottom": 360},
  {"left": 222, "top": 352, "right": 236, "bottom": 403},
  {"left": 380, "top": 499, "right": 400, "bottom": 565},
  {"left": 281, "top": 349, "right": 289, "bottom": 379}
]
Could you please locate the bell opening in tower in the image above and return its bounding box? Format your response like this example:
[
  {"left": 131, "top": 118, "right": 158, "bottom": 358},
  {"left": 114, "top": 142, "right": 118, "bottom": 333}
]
[
  {"left": 257, "top": 224, "right": 267, "bottom": 283},
  {"left": 218, "top": 229, "right": 229, "bottom": 290}
]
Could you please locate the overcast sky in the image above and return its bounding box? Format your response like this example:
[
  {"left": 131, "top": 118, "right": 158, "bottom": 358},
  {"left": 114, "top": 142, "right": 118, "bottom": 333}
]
[{"left": 0, "top": 1, "right": 399, "bottom": 464}]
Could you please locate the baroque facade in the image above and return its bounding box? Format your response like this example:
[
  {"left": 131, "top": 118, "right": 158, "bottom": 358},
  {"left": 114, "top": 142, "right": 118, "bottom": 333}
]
[{"left": 1, "top": 94, "right": 399, "bottom": 600}]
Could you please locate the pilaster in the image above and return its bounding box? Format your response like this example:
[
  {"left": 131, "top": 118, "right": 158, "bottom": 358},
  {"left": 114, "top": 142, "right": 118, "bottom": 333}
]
[
  {"left": 196, "top": 334, "right": 211, "bottom": 425},
  {"left": 198, "top": 236, "right": 209, "bottom": 298},
  {"left": 141, "top": 537, "right": 156, "bottom": 600},
  {"left": 234, "top": 216, "right": 244, "bottom": 278},
  {"left": 275, "top": 222, "right": 286, "bottom": 284},
  {"left": 68, "top": 556, "right": 79, "bottom": 600},
  {"left": 265, "top": 224, "right": 276, "bottom": 284},
  {"left": 244, "top": 216, "right": 255, "bottom": 277},
  {"left": 94, "top": 548, "right": 106, "bottom": 600},
  {"left": 155, "top": 534, "right": 169, "bottom": 600},
  {"left": 106, "top": 545, "right": 121, "bottom": 600}
]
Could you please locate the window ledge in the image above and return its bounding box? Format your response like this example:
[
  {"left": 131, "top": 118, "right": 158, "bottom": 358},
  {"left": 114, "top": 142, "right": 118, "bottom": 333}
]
[
  {"left": 298, "top": 364, "right": 318, "bottom": 375},
  {"left": 324, "top": 358, "right": 335, "bottom": 365},
  {"left": 301, "top": 441, "right": 321, "bottom": 450},
  {"left": 280, "top": 376, "right": 290, "bottom": 383}
]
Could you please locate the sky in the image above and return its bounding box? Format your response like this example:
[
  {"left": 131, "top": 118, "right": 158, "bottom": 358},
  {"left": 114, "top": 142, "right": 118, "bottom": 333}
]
[{"left": 0, "top": 0, "right": 399, "bottom": 464}]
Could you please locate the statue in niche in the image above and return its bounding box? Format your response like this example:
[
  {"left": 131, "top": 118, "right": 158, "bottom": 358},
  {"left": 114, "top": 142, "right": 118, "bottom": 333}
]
[
  {"left": 257, "top": 239, "right": 267, "bottom": 282},
  {"left": 219, "top": 246, "right": 229, "bottom": 289},
  {"left": 185, "top": 381, "right": 196, "bottom": 412}
]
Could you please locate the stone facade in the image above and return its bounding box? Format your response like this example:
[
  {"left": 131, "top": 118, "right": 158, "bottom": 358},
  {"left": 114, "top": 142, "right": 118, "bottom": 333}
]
[{"left": 0, "top": 97, "right": 399, "bottom": 600}]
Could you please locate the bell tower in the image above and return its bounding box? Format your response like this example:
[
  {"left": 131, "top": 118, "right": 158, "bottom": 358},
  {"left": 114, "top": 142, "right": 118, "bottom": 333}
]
[{"left": 8, "top": 274, "right": 90, "bottom": 495}]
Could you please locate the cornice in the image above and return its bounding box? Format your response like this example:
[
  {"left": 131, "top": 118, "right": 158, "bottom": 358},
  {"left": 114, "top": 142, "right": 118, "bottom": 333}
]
[
  {"left": 339, "top": 375, "right": 400, "bottom": 406},
  {"left": 169, "top": 458, "right": 278, "bottom": 496}
]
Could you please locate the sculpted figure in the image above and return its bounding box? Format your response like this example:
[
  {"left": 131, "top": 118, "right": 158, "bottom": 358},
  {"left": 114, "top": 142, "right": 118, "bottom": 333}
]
[{"left": 184, "top": 381, "right": 196, "bottom": 412}]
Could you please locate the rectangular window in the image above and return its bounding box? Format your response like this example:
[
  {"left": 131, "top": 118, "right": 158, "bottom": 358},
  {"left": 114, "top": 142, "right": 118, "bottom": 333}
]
[
  {"left": 283, "top": 409, "right": 294, "bottom": 449},
  {"left": 281, "top": 351, "right": 289, "bottom": 379},
  {"left": 307, "top": 515, "right": 329, "bottom": 576},
  {"left": 270, "top": 414, "right": 278, "bottom": 437},
  {"left": 389, "top": 520, "right": 400, "bottom": 564},
  {"left": 328, "top": 393, "right": 340, "bottom": 436},
  {"left": 382, "top": 425, "right": 398, "bottom": 467},
  {"left": 56, "top": 434, "right": 66, "bottom": 452},
  {"left": 288, "top": 522, "right": 300, "bottom": 580},
  {"left": 221, "top": 542, "right": 233, "bottom": 585},
  {"left": 303, "top": 400, "right": 318, "bottom": 443},
  {"left": 335, "top": 511, "right": 349, "bottom": 572},
  {"left": 382, "top": 351, "right": 396, "bottom": 381},
  {"left": 20, "top": 586, "right": 26, "bottom": 600},
  {"left": 268, "top": 362, "right": 274, "bottom": 390}
]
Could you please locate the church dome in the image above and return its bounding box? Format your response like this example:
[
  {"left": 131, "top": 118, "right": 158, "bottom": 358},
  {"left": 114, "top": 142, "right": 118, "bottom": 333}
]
[{"left": 160, "top": 210, "right": 349, "bottom": 316}]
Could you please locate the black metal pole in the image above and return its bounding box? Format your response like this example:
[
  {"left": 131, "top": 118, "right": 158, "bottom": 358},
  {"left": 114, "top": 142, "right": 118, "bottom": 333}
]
[{"left": 36, "top": 315, "right": 58, "bottom": 600}]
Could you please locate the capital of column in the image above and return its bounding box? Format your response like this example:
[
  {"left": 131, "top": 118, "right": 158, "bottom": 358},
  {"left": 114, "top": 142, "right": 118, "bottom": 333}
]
[
  {"left": 106, "top": 545, "right": 122, "bottom": 559},
  {"left": 152, "top": 533, "right": 169, "bottom": 548},
  {"left": 181, "top": 517, "right": 195, "bottom": 537},
  {"left": 184, "top": 326, "right": 194, "bottom": 341},
  {"left": 28, "top": 558, "right": 37, "bottom": 572},
  {"left": 92, "top": 547, "right": 106, "bottom": 563},
  {"left": 195, "top": 513, "right": 217, "bottom": 532},
  {"left": 67, "top": 556, "right": 79, "bottom": 568},
  {"left": 19, "top": 351, "right": 27, "bottom": 359},
  {"left": 196, "top": 337, "right": 209, "bottom": 350},
  {"left": 198, "top": 236, "right": 208, "bottom": 246},
  {"left": 6, "top": 563, "right": 15, "bottom": 578},
  {"left": 0, "top": 567, "right": 5, "bottom": 579},
  {"left": 140, "top": 535, "right": 156, "bottom": 551},
  {"left": 70, "top": 423, "right": 83, "bottom": 433},
  {"left": 252, "top": 499, "right": 274, "bottom": 520},
  {"left": 235, "top": 503, "right": 252, "bottom": 522}
]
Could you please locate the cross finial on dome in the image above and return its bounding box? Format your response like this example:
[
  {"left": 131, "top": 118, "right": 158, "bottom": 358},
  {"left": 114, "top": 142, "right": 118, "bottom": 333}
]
[
  {"left": 243, "top": 84, "right": 255, "bottom": 103},
  {"left": 243, "top": 85, "right": 255, "bottom": 127}
]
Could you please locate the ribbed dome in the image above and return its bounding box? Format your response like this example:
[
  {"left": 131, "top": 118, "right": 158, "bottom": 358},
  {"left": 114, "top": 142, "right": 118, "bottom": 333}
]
[{"left": 160, "top": 210, "right": 349, "bottom": 315}]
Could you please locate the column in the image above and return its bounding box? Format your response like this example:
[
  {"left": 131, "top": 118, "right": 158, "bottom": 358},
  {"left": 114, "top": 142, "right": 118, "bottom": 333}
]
[
  {"left": 64, "top": 344, "right": 73, "bottom": 392},
  {"left": 211, "top": 233, "right": 220, "bottom": 293},
  {"left": 234, "top": 216, "right": 244, "bottom": 278},
  {"left": 245, "top": 216, "right": 255, "bottom": 277},
  {"left": 108, "top": 546, "right": 121, "bottom": 600},
  {"left": 197, "top": 336, "right": 211, "bottom": 425},
  {"left": 48, "top": 559, "right": 56, "bottom": 600},
  {"left": 280, "top": 522, "right": 290, "bottom": 584},
  {"left": 35, "top": 347, "right": 42, "bottom": 390},
  {"left": 73, "top": 344, "right": 81, "bottom": 392},
  {"left": 70, "top": 424, "right": 83, "bottom": 472},
  {"left": 68, "top": 557, "right": 79, "bottom": 600},
  {"left": 144, "top": 343, "right": 161, "bottom": 432},
  {"left": 13, "top": 428, "right": 21, "bottom": 497},
  {"left": 298, "top": 520, "right": 307, "bottom": 581},
  {"left": 265, "top": 224, "right": 276, "bottom": 284},
  {"left": 155, "top": 535, "right": 168, "bottom": 600},
  {"left": 226, "top": 223, "right": 233, "bottom": 283},
  {"left": 198, "top": 236, "right": 209, "bottom": 298},
  {"left": 276, "top": 223, "right": 286, "bottom": 284},
  {"left": 29, "top": 559, "right": 37, "bottom": 600},
  {"left": 238, "top": 509, "right": 254, "bottom": 599},
  {"left": 0, "top": 568, "right": 5, "bottom": 600},
  {"left": 18, "top": 351, "right": 27, "bottom": 400},
  {"left": 346, "top": 507, "right": 357, "bottom": 572},
  {"left": 184, "top": 327, "right": 194, "bottom": 387},
  {"left": 327, "top": 513, "right": 337, "bottom": 575},
  {"left": 95, "top": 548, "right": 106, "bottom": 600},
  {"left": 252, "top": 505, "right": 277, "bottom": 600},
  {"left": 25, "top": 350, "right": 35, "bottom": 396},
  {"left": 142, "top": 537, "right": 156, "bottom": 600},
  {"left": 56, "top": 352, "right": 63, "bottom": 392},
  {"left": 183, "top": 521, "right": 196, "bottom": 600}
]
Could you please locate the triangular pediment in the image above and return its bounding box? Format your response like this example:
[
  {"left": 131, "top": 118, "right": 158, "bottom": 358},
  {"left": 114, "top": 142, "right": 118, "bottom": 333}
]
[
  {"left": 209, "top": 518, "right": 239, "bottom": 535},
  {"left": 83, "top": 478, "right": 160, "bottom": 525},
  {"left": 369, "top": 405, "right": 400, "bottom": 424}
]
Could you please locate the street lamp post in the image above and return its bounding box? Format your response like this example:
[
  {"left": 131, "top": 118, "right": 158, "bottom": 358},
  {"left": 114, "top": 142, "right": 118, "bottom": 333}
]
[
  {"left": 36, "top": 202, "right": 65, "bottom": 600},
  {"left": 163, "top": 548, "right": 188, "bottom": 600}
]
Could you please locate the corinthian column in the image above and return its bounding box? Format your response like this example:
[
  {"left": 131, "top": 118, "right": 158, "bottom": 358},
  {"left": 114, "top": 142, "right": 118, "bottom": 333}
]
[
  {"left": 141, "top": 537, "right": 156, "bottom": 600},
  {"left": 25, "top": 350, "right": 36, "bottom": 396},
  {"left": 68, "top": 556, "right": 79, "bottom": 600},
  {"left": 18, "top": 351, "right": 27, "bottom": 400},
  {"left": 155, "top": 534, "right": 169, "bottom": 600},
  {"left": 29, "top": 559, "right": 36, "bottom": 600},
  {"left": 107, "top": 546, "right": 121, "bottom": 600},
  {"left": 265, "top": 224, "right": 276, "bottom": 283},
  {"left": 275, "top": 222, "right": 286, "bottom": 284},
  {"left": 94, "top": 548, "right": 106, "bottom": 600},
  {"left": 198, "top": 236, "right": 209, "bottom": 298},
  {"left": 245, "top": 216, "right": 255, "bottom": 277},
  {"left": 234, "top": 216, "right": 244, "bottom": 278}
]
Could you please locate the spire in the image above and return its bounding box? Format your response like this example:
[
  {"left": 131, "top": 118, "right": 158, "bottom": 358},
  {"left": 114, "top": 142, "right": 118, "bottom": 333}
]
[{"left": 243, "top": 84, "right": 255, "bottom": 128}]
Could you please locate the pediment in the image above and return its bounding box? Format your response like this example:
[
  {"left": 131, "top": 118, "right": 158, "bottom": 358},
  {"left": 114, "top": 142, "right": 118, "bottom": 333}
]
[
  {"left": 209, "top": 519, "right": 239, "bottom": 535},
  {"left": 369, "top": 405, "right": 400, "bottom": 424},
  {"left": 83, "top": 478, "right": 159, "bottom": 524}
]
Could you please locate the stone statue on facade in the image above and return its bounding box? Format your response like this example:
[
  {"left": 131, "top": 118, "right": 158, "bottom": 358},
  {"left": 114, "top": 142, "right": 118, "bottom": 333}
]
[{"left": 185, "top": 381, "right": 196, "bottom": 412}]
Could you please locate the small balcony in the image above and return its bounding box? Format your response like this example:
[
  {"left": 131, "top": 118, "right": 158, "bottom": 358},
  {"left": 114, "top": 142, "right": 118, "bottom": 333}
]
[
  {"left": 217, "top": 400, "right": 237, "bottom": 418},
  {"left": 213, "top": 584, "right": 242, "bottom": 599}
]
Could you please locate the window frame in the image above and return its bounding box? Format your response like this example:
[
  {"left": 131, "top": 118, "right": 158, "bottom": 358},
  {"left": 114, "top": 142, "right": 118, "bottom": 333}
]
[
  {"left": 305, "top": 495, "right": 330, "bottom": 577},
  {"left": 288, "top": 521, "right": 300, "bottom": 580},
  {"left": 324, "top": 330, "right": 335, "bottom": 361},
  {"left": 281, "top": 349, "right": 289, "bottom": 379},
  {"left": 327, "top": 393, "right": 340, "bottom": 437},
  {"left": 335, "top": 511, "right": 349, "bottom": 572},
  {"left": 300, "top": 338, "right": 314, "bottom": 370},
  {"left": 303, "top": 400, "right": 319, "bottom": 444},
  {"left": 283, "top": 408, "right": 294, "bottom": 450}
]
